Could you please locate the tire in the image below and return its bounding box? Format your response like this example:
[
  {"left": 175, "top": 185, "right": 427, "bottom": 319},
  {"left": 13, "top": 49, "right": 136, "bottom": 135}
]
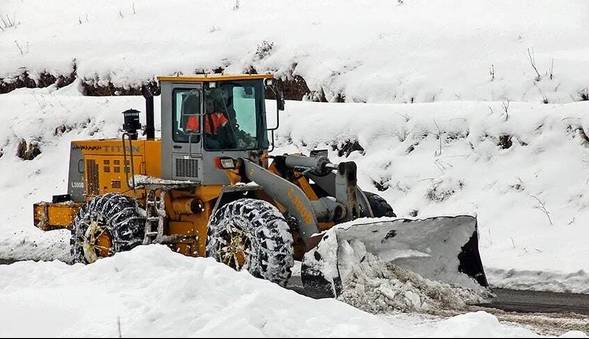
[
  {"left": 70, "top": 193, "right": 145, "bottom": 264},
  {"left": 363, "top": 191, "right": 396, "bottom": 218},
  {"left": 206, "top": 198, "right": 294, "bottom": 286}
]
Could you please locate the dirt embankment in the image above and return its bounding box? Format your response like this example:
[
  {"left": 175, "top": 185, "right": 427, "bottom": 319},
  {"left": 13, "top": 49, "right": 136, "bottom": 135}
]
[{"left": 0, "top": 63, "right": 320, "bottom": 101}]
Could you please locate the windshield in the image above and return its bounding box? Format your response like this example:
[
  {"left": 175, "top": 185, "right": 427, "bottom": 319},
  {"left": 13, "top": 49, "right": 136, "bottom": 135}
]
[{"left": 203, "top": 80, "right": 266, "bottom": 151}]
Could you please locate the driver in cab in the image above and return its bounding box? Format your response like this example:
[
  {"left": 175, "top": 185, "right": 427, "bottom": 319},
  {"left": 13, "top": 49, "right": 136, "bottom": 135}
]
[
  {"left": 186, "top": 100, "right": 229, "bottom": 136},
  {"left": 185, "top": 99, "right": 234, "bottom": 149}
]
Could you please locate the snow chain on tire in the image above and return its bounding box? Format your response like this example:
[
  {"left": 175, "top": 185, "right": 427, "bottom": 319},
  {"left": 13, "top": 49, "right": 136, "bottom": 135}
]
[
  {"left": 206, "top": 198, "right": 295, "bottom": 286},
  {"left": 70, "top": 193, "right": 145, "bottom": 264}
]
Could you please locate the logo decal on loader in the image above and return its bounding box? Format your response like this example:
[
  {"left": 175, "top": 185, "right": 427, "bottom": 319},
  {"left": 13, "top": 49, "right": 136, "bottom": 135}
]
[
  {"left": 71, "top": 182, "right": 84, "bottom": 189},
  {"left": 72, "top": 145, "right": 102, "bottom": 151},
  {"left": 72, "top": 145, "right": 140, "bottom": 153}
]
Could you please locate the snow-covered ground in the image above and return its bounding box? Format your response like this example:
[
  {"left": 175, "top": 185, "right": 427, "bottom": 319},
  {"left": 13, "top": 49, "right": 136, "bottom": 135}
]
[
  {"left": 0, "top": 245, "right": 583, "bottom": 338},
  {"left": 1, "top": 0, "right": 589, "bottom": 335},
  {"left": 1, "top": 0, "right": 589, "bottom": 103},
  {"left": 1, "top": 84, "right": 588, "bottom": 294}
]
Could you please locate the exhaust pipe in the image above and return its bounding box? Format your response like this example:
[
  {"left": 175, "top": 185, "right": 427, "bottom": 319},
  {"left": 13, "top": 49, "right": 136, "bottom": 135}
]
[{"left": 142, "top": 85, "right": 155, "bottom": 140}]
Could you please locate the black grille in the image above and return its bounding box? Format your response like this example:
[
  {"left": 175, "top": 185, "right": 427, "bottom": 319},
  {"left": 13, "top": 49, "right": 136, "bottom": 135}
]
[
  {"left": 86, "top": 159, "right": 99, "bottom": 195},
  {"left": 176, "top": 158, "right": 198, "bottom": 178}
]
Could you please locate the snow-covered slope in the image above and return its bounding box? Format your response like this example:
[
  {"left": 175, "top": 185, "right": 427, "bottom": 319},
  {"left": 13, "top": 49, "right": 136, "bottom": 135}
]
[
  {"left": 1, "top": 0, "right": 589, "bottom": 103},
  {"left": 0, "top": 245, "right": 578, "bottom": 338},
  {"left": 277, "top": 100, "right": 589, "bottom": 293},
  {"left": 0, "top": 84, "right": 588, "bottom": 293},
  {"left": 0, "top": 84, "right": 143, "bottom": 261}
]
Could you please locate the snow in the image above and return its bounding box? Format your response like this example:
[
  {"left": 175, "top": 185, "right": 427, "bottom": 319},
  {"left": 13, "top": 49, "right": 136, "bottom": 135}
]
[
  {"left": 0, "top": 245, "right": 580, "bottom": 338},
  {"left": 338, "top": 251, "right": 489, "bottom": 314},
  {"left": 275, "top": 99, "right": 589, "bottom": 293},
  {"left": 1, "top": 84, "right": 589, "bottom": 293},
  {"left": 1, "top": 0, "right": 589, "bottom": 335},
  {"left": 0, "top": 82, "right": 143, "bottom": 262},
  {"left": 487, "top": 269, "right": 589, "bottom": 294},
  {"left": 1, "top": 0, "right": 589, "bottom": 103}
]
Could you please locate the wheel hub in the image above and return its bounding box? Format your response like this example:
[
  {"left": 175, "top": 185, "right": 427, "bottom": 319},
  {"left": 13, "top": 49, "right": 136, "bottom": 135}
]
[
  {"left": 82, "top": 220, "right": 113, "bottom": 263},
  {"left": 220, "top": 228, "right": 251, "bottom": 271}
]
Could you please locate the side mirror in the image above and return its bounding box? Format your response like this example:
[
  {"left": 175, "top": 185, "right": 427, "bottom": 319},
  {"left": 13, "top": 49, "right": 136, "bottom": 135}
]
[
  {"left": 265, "top": 78, "right": 285, "bottom": 112},
  {"left": 267, "top": 82, "right": 282, "bottom": 153}
]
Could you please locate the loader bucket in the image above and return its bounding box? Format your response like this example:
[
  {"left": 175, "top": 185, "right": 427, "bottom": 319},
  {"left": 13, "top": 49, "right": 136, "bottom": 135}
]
[{"left": 301, "top": 215, "right": 488, "bottom": 298}]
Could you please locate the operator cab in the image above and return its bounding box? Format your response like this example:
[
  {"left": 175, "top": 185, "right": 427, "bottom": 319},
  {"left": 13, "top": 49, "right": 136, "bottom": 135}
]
[{"left": 158, "top": 74, "right": 283, "bottom": 185}]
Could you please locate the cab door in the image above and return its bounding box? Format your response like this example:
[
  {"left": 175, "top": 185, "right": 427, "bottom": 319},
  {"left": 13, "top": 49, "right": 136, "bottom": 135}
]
[{"left": 160, "top": 82, "right": 204, "bottom": 182}]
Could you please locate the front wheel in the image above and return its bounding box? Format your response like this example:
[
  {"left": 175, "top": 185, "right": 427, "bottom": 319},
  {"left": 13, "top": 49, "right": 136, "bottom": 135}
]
[
  {"left": 70, "top": 193, "right": 145, "bottom": 264},
  {"left": 206, "top": 198, "right": 294, "bottom": 286}
]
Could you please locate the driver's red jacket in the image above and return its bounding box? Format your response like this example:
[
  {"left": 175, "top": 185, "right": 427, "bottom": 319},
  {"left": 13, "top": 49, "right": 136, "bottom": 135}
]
[{"left": 186, "top": 112, "right": 229, "bottom": 135}]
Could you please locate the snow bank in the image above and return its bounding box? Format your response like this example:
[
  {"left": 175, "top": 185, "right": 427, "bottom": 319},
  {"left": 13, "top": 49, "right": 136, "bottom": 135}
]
[
  {"left": 1, "top": 86, "right": 589, "bottom": 293},
  {"left": 487, "top": 268, "right": 589, "bottom": 295},
  {"left": 0, "top": 245, "right": 574, "bottom": 337},
  {"left": 339, "top": 253, "right": 489, "bottom": 314},
  {"left": 275, "top": 100, "right": 589, "bottom": 292},
  {"left": 1, "top": 0, "right": 589, "bottom": 103}
]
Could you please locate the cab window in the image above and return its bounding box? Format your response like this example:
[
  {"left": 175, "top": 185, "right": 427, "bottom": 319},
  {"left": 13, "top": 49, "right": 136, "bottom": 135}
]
[{"left": 172, "top": 89, "right": 201, "bottom": 143}]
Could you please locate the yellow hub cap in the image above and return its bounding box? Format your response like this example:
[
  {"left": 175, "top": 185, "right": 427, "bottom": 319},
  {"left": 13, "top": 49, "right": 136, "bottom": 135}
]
[
  {"left": 220, "top": 230, "right": 250, "bottom": 270},
  {"left": 82, "top": 220, "right": 113, "bottom": 263}
]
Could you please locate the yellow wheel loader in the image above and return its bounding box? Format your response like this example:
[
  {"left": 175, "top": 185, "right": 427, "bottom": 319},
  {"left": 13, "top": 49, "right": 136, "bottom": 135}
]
[{"left": 33, "top": 74, "right": 487, "bottom": 296}]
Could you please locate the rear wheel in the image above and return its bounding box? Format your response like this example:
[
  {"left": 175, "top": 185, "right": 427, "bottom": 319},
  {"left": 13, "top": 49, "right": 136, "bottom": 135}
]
[
  {"left": 363, "top": 191, "right": 396, "bottom": 218},
  {"left": 206, "top": 198, "right": 294, "bottom": 286},
  {"left": 70, "top": 193, "right": 145, "bottom": 264}
]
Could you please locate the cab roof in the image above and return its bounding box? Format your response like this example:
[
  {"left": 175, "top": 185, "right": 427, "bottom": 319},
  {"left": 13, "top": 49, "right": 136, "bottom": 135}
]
[{"left": 157, "top": 74, "right": 273, "bottom": 83}]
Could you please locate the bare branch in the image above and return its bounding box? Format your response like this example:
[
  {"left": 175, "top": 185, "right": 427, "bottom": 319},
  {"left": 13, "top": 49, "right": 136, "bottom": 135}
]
[
  {"left": 529, "top": 194, "right": 553, "bottom": 225},
  {"left": 0, "top": 14, "right": 19, "bottom": 31},
  {"left": 527, "top": 48, "right": 542, "bottom": 82},
  {"left": 0, "top": 16, "right": 8, "bottom": 30},
  {"left": 117, "top": 316, "right": 122, "bottom": 338},
  {"left": 14, "top": 40, "right": 24, "bottom": 56},
  {"left": 502, "top": 99, "right": 510, "bottom": 121},
  {"left": 433, "top": 120, "right": 442, "bottom": 157},
  {"left": 532, "top": 81, "right": 549, "bottom": 104}
]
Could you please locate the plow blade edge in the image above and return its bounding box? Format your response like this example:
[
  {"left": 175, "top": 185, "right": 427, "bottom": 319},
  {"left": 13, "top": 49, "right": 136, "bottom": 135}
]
[{"left": 301, "top": 215, "right": 488, "bottom": 298}]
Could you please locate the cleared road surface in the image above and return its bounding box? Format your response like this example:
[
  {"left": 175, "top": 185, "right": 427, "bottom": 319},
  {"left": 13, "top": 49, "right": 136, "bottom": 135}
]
[{"left": 488, "top": 288, "right": 589, "bottom": 316}]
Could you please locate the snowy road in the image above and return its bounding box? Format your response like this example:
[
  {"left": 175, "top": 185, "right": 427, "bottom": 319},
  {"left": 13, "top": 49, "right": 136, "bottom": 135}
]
[
  {"left": 490, "top": 289, "right": 589, "bottom": 316},
  {"left": 286, "top": 270, "right": 589, "bottom": 318}
]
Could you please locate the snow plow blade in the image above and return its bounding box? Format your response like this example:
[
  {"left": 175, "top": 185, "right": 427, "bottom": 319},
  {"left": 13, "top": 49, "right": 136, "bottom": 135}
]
[{"left": 301, "top": 215, "right": 488, "bottom": 298}]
